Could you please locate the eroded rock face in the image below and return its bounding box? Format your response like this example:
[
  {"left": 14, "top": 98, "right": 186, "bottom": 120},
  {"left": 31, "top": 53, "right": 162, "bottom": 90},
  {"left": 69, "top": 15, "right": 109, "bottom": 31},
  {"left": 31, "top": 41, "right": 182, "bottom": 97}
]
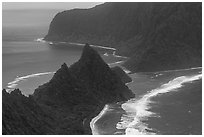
[
  {"left": 45, "top": 3, "right": 201, "bottom": 72},
  {"left": 2, "top": 44, "right": 134, "bottom": 135}
]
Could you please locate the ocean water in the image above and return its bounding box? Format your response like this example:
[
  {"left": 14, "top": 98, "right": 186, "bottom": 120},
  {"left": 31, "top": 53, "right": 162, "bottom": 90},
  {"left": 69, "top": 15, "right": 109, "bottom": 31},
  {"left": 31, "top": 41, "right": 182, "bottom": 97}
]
[
  {"left": 3, "top": 9, "right": 61, "bottom": 91},
  {"left": 2, "top": 9, "right": 126, "bottom": 95},
  {"left": 3, "top": 9, "right": 202, "bottom": 135},
  {"left": 90, "top": 67, "right": 202, "bottom": 135}
]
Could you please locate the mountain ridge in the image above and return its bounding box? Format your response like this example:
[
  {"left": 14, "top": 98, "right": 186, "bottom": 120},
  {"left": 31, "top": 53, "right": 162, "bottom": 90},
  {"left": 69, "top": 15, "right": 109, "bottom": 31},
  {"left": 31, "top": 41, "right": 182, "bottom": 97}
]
[
  {"left": 44, "top": 2, "right": 202, "bottom": 72},
  {"left": 2, "top": 44, "right": 134, "bottom": 134}
]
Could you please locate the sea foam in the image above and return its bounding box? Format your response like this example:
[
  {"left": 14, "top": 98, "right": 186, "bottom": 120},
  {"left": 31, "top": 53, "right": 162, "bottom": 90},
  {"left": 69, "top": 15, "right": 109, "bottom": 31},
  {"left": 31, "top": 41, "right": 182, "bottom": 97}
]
[
  {"left": 7, "top": 72, "right": 55, "bottom": 91},
  {"left": 90, "top": 104, "right": 110, "bottom": 135},
  {"left": 117, "top": 73, "right": 202, "bottom": 135},
  {"left": 35, "top": 38, "right": 46, "bottom": 43}
]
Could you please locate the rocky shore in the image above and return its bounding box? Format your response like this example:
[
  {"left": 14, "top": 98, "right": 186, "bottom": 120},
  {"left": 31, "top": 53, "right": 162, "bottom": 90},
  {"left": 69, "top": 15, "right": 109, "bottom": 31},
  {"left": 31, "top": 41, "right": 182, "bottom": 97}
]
[{"left": 2, "top": 44, "right": 134, "bottom": 135}]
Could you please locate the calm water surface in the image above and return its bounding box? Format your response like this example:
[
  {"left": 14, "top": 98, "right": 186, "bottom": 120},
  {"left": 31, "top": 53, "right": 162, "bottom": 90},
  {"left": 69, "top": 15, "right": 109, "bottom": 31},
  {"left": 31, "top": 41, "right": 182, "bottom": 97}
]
[{"left": 2, "top": 9, "right": 125, "bottom": 94}]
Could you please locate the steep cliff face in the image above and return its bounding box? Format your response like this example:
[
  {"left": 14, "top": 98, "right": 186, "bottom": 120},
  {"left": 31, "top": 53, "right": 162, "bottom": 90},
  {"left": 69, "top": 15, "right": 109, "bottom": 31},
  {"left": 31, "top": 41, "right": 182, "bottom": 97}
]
[
  {"left": 2, "top": 44, "right": 134, "bottom": 135},
  {"left": 45, "top": 2, "right": 202, "bottom": 72},
  {"left": 69, "top": 44, "right": 133, "bottom": 102},
  {"left": 44, "top": 2, "right": 152, "bottom": 44},
  {"left": 111, "top": 66, "right": 132, "bottom": 83},
  {"left": 34, "top": 44, "right": 134, "bottom": 106}
]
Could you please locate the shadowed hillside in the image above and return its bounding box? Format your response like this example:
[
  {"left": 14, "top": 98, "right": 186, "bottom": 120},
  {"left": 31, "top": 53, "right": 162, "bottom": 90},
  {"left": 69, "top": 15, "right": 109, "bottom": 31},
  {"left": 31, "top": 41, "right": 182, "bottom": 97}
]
[
  {"left": 2, "top": 44, "right": 134, "bottom": 135},
  {"left": 45, "top": 2, "right": 202, "bottom": 72}
]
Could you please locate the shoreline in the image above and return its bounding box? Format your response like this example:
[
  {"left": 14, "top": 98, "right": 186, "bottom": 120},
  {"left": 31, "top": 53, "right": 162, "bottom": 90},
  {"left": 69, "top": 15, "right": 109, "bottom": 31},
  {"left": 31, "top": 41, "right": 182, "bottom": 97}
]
[
  {"left": 89, "top": 103, "right": 127, "bottom": 135},
  {"left": 90, "top": 69, "right": 202, "bottom": 135},
  {"left": 5, "top": 39, "right": 133, "bottom": 135},
  {"left": 5, "top": 39, "right": 130, "bottom": 95},
  {"left": 37, "top": 38, "right": 129, "bottom": 59},
  {"left": 5, "top": 72, "right": 55, "bottom": 95},
  {"left": 90, "top": 104, "right": 109, "bottom": 135},
  {"left": 117, "top": 73, "right": 202, "bottom": 135},
  {"left": 6, "top": 38, "right": 202, "bottom": 135}
]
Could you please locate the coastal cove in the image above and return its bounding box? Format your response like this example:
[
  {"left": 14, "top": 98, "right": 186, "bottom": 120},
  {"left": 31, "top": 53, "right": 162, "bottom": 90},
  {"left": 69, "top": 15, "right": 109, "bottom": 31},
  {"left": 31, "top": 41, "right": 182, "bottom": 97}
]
[
  {"left": 3, "top": 43, "right": 135, "bottom": 135},
  {"left": 90, "top": 67, "right": 202, "bottom": 135},
  {"left": 4, "top": 40, "right": 129, "bottom": 95},
  {"left": 3, "top": 38, "right": 202, "bottom": 135},
  {"left": 3, "top": 49, "right": 202, "bottom": 135},
  {"left": 2, "top": 3, "right": 202, "bottom": 135}
]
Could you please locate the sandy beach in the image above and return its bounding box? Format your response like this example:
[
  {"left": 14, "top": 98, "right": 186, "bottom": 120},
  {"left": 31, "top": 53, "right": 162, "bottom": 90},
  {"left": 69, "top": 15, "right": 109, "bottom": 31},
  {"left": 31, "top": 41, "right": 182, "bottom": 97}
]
[
  {"left": 90, "top": 103, "right": 126, "bottom": 135},
  {"left": 90, "top": 68, "right": 202, "bottom": 135}
]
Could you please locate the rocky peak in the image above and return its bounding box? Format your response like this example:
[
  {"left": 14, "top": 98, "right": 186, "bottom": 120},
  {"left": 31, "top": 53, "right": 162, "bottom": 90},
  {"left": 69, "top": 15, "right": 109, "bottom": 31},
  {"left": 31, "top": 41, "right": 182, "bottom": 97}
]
[
  {"left": 68, "top": 44, "right": 134, "bottom": 101},
  {"left": 57, "top": 63, "right": 69, "bottom": 74},
  {"left": 81, "top": 43, "right": 96, "bottom": 58},
  {"left": 78, "top": 43, "right": 106, "bottom": 66},
  {"left": 3, "top": 43, "right": 134, "bottom": 135},
  {"left": 50, "top": 62, "right": 73, "bottom": 83},
  {"left": 70, "top": 44, "right": 113, "bottom": 83}
]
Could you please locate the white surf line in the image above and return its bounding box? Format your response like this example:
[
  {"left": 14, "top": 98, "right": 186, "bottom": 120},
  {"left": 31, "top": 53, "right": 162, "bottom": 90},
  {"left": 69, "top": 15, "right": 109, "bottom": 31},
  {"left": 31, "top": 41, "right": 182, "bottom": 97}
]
[
  {"left": 113, "top": 51, "right": 128, "bottom": 59},
  {"left": 122, "top": 69, "right": 132, "bottom": 74},
  {"left": 154, "top": 67, "right": 202, "bottom": 74},
  {"left": 37, "top": 38, "right": 130, "bottom": 73},
  {"left": 91, "top": 44, "right": 116, "bottom": 51},
  {"left": 104, "top": 53, "right": 109, "bottom": 56},
  {"left": 103, "top": 51, "right": 128, "bottom": 59},
  {"left": 69, "top": 42, "right": 117, "bottom": 51},
  {"left": 90, "top": 104, "right": 110, "bottom": 135},
  {"left": 35, "top": 38, "right": 55, "bottom": 45},
  {"left": 36, "top": 39, "right": 116, "bottom": 50},
  {"left": 41, "top": 40, "right": 116, "bottom": 50},
  {"left": 108, "top": 61, "right": 131, "bottom": 74},
  {"left": 116, "top": 73, "right": 202, "bottom": 135},
  {"left": 35, "top": 38, "right": 47, "bottom": 43},
  {"left": 7, "top": 72, "right": 55, "bottom": 89},
  {"left": 108, "top": 61, "right": 125, "bottom": 66},
  {"left": 37, "top": 38, "right": 128, "bottom": 59},
  {"left": 118, "top": 65, "right": 132, "bottom": 74},
  {"left": 125, "top": 80, "right": 134, "bottom": 86}
]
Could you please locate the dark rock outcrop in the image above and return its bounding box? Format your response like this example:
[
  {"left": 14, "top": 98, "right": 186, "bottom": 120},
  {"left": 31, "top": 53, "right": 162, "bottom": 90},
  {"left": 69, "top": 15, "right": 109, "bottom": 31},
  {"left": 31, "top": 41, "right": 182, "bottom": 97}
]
[
  {"left": 34, "top": 44, "right": 134, "bottom": 105},
  {"left": 2, "top": 44, "right": 134, "bottom": 135},
  {"left": 2, "top": 89, "right": 54, "bottom": 135},
  {"left": 111, "top": 66, "right": 132, "bottom": 83},
  {"left": 69, "top": 44, "right": 134, "bottom": 102},
  {"left": 44, "top": 2, "right": 202, "bottom": 72}
]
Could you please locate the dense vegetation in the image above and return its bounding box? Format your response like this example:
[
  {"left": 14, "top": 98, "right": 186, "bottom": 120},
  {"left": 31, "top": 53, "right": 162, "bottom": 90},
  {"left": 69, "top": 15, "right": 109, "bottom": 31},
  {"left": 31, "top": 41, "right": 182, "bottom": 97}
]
[
  {"left": 2, "top": 45, "right": 134, "bottom": 135},
  {"left": 45, "top": 2, "right": 202, "bottom": 72}
]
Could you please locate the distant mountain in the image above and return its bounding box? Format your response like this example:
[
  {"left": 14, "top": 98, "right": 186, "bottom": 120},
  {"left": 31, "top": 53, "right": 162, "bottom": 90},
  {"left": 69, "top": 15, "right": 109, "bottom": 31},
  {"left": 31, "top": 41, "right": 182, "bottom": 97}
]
[
  {"left": 2, "top": 44, "right": 134, "bottom": 135},
  {"left": 44, "top": 2, "right": 202, "bottom": 72}
]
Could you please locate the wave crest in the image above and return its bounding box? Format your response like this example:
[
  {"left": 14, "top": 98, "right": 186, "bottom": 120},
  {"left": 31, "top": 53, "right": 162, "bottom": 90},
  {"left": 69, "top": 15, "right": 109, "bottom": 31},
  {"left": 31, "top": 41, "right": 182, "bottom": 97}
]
[{"left": 117, "top": 73, "right": 202, "bottom": 135}]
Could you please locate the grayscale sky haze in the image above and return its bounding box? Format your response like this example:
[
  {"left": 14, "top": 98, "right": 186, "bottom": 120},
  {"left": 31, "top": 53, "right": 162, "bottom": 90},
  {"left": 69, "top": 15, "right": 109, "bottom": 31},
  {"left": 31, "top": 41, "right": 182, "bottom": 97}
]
[{"left": 3, "top": 2, "right": 103, "bottom": 10}]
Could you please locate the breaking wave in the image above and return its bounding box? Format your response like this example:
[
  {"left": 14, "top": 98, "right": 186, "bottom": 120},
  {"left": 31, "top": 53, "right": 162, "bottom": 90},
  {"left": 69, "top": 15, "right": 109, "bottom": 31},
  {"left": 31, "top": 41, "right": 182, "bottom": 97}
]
[
  {"left": 7, "top": 72, "right": 55, "bottom": 90},
  {"left": 116, "top": 73, "right": 202, "bottom": 135},
  {"left": 35, "top": 38, "right": 46, "bottom": 43},
  {"left": 90, "top": 104, "right": 110, "bottom": 135}
]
